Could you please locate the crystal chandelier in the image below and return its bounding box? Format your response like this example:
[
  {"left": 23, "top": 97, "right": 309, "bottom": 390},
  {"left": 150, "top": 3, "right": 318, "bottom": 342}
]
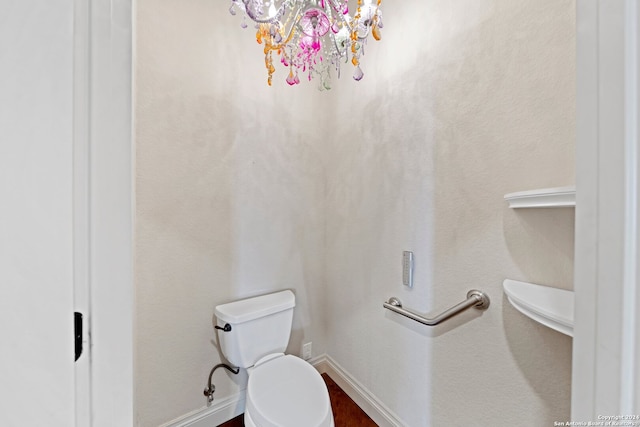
[{"left": 229, "top": 0, "right": 383, "bottom": 89}]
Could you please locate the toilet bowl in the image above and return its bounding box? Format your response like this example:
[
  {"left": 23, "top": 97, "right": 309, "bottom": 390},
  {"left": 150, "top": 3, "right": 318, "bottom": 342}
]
[
  {"left": 214, "top": 290, "right": 334, "bottom": 427},
  {"left": 244, "top": 354, "right": 333, "bottom": 427}
]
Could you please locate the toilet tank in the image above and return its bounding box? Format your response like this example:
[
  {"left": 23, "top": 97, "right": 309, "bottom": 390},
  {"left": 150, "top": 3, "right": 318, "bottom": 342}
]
[{"left": 214, "top": 290, "right": 295, "bottom": 368}]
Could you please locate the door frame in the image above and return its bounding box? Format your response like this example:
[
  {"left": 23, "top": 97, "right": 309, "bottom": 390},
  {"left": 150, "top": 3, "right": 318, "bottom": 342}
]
[
  {"left": 80, "top": 0, "right": 640, "bottom": 423},
  {"left": 74, "top": 0, "right": 134, "bottom": 425},
  {"left": 573, "top": 0, "right": 640, "bottom": 417},
  {"left": 73, "top": 0, "right": 91, "bottom": 424}
]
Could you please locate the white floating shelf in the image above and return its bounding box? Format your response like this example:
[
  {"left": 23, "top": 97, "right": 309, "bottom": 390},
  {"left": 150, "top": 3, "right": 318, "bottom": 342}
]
[
  {"left": 504, "top": 186, "right": 576, "bottom": 209},
  {"left": 503, "top": 279, "right": 574, "bottom": 337}
]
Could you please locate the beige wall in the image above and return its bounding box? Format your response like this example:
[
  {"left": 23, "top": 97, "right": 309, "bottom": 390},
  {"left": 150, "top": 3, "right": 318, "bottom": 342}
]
[
  {"left": 325, "top": 0, "right": 575, "bottom": 425},
  {"left": 136, "top": 0, "right": 575, "bottom": 425},
  {"left": 135, "top": 1, "right": 328, "bottom": 425}
]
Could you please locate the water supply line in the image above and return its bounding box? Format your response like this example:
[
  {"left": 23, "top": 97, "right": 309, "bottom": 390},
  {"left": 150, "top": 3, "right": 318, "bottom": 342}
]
[{"left": 203, "top": 363, "right": 240, "bottom": 405}]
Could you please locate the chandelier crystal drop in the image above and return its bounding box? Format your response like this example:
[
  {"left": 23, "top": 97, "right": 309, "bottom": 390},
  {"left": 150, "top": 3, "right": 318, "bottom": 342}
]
[{"left": 229, "top": 0, "right": 383, "bottom": 89}]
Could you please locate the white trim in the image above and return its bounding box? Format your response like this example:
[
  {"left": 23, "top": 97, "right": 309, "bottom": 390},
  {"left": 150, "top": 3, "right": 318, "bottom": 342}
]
[
  {"left": 573, "top": 0, "right": 640, "bottom": 418},
  {"left": 88, "top": 0, "right": 134, "bottom": 425},
  {"left": 622, "top": 0, "right": 639, "bottom": 413},
  {"left": 633, "top": 4, "right": 640, "bottom": 405},
  {"left": 572, "top": 0, "right": 599, "bottom": 415},
  {"left": 73, "top": 0, "right": 91, "bottom": 424},
  {"left": 503, "top": 186, "right": 576, "bottom": 209},
  {"left": 164, "top": 354, "right": 405, "bottom": 427},
  {"left": 72, "top": 1, "right": 135, "bottom": 424},
  {"left": 317, "top": 355, "right": 406, "bottom": 427},
  {"left": 162, "top": 392, "right": 246, "bottom": 427}
]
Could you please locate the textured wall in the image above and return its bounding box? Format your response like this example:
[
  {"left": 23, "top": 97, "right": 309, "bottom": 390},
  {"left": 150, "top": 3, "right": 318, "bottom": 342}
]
[
  {"left": 136, "top": 0, "right": 575, "bottom": 425},
  {"left": 135, "top": 1, "right": 329, "bottom": 425},
  {"left": 324, "top": 0, "right": 575, "bottom": 425}
]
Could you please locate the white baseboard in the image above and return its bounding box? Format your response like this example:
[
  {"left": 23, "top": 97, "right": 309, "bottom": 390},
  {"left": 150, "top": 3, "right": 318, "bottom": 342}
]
[
  {"left": 164, "top": 354, "right": 405, "bottom": 427},
  {"left": 162, "top": 391, "right": 245, "bottom": 427},
  {"left": 315, "top": 355, "right": 406, "bottom": 427}
]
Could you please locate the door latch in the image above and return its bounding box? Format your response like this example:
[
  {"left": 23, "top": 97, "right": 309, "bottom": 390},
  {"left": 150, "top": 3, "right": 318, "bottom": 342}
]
[{"left": 74, "top": 312, "right": 83, "bottom": 362}]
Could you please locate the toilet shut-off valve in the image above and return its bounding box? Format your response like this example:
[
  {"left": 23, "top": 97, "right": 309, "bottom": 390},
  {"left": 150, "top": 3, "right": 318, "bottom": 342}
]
[{"left": 203, "top": 363, "right": 240, "bottom": 405}]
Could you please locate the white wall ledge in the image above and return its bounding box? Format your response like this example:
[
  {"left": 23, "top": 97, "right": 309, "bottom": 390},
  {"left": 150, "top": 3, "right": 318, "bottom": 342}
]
[
  {"left": 503, "top": 279, "right": 574, "bottom": 337},
  {"left": 504, "top": 186, "right": 576, "bottom": 208}
]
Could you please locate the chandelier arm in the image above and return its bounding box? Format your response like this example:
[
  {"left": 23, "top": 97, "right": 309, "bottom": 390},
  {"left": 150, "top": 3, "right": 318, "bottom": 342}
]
[
  {"left": 234, "top": 0, "right": 288, "bottom": 24},
  {"left": 263, "top": 9, "right": 302, "bottom": 53},
  {"left": 327, "top": 0, "right": 351, "bottom": 28},
  {"left": 280, "top": 8, "right": 303, "bottom": 46},
  {"left": 356, "top": 27, "right": 371, "bottom": 41},
  {"left": 266, "top": 24, "right": 298, "bottom": 53},
  {"left": 353, "top": 5, "right": 382, "bottom": 41},
  {"left": 323, "top": 6, "right": 348, "bottom": 58},
  {"left": 328, "top": 37, "right": 347, "bottom": 59},
  {"left": 326, "top": 0, "right": 347, "bottom": 16}
]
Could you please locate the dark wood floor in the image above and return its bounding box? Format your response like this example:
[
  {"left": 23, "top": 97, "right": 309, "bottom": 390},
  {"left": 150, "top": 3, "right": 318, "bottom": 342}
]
[{"left": 218, "top": 373, "right": 377, "bottom": 427}]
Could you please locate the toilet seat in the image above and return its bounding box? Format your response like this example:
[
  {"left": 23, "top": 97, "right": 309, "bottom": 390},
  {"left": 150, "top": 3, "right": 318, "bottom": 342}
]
[{"left": 245, "top": 354, "right": 334, "bottom": 427}]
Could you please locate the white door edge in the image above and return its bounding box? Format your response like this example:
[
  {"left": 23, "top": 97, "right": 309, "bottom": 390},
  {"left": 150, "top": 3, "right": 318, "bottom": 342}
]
[
  {"left": 75, "top": 0, "right": 135, "bottom": 425},
  {"left": 621, "top": 0, "right": 640, "bottom": 413},
  {"left": 573, "top": 0, "right": 640, "bottom": 417},
  {"left": 73, "top": 0, "right": 92, "bottom": 424}
]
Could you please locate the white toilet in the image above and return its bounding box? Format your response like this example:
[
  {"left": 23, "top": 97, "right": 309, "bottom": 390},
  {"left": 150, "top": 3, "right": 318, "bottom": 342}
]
[{"left": 215, "top": 290, "right": 334, "bottom": 427}]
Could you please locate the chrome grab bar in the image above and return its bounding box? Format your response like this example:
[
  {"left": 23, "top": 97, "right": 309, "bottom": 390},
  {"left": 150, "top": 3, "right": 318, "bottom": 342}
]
[{"left": 383, "top": 290, "right": 490, "bottom": 326}]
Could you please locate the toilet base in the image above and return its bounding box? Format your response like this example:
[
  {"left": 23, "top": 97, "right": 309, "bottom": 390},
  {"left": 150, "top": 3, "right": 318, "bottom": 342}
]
[
  {"left": 244, "top": 410, "right": 257, "bottom": 427},
  {"left": 245, "top": 409, "right": 335, "bottom": 427}
]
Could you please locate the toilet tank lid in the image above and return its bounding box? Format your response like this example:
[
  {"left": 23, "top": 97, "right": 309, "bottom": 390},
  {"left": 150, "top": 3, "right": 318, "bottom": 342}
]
[{"left": 215, "top": 290, "right": 295, "bottom": 324}]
